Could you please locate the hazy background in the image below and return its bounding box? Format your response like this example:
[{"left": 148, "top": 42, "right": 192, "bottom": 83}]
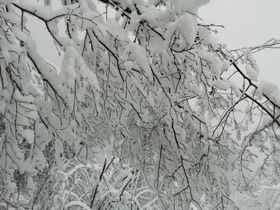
[{"left": 28, "top": 0, "right": 280, "bottom": 86}]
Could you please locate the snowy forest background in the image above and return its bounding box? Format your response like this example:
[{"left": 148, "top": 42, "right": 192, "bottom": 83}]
[{"left": 0, "top": 0, "right": 280, "bottom": 209}]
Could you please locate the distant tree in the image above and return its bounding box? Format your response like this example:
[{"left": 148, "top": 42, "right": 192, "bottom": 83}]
[{"left": 0, "top": 0, "right": 280, "bottom": 209}]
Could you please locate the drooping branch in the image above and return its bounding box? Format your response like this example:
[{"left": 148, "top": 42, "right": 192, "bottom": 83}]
[{"left": 231, "top": 61, "right": 280, "bottom": 110}]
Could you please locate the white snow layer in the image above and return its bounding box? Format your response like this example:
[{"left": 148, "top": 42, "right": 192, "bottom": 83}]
[
  {"left": 165, "top": 13, "right": 197, "bottom": 46},
  {"left": 171, "top": 0, "right": 210, "bottom": 13},
  {"left": 124, "top": 43, "right": 153, "bottom": 80},
  {"left": 245, "top": 64, "right": 258, "bottom": 82}
]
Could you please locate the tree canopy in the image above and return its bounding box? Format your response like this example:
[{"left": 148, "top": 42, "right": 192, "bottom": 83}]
[{"left": 0, "top": 0, "right": 280, "bottom": 209}]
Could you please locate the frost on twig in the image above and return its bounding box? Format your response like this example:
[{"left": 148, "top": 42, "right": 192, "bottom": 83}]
[{"left": 0, "top": 0, "right": 280, "bottom": 209}]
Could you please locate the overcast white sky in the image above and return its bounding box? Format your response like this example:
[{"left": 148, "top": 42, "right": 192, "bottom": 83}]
[
  {"left": 200, "top": 0, "right": 280, "bottom": 85},
  {"left": 28, "top": 0, "right": 280, "bottom": 86}
]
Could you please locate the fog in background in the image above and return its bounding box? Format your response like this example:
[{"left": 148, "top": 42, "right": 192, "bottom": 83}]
[{"left": 27, "top": 0, "right": 280, "bottom": 86}]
